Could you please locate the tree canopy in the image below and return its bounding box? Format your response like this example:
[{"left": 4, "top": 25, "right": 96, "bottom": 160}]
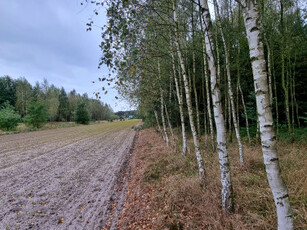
[{"left": 0, "top": 76, "right": 117, "bottom": 123}]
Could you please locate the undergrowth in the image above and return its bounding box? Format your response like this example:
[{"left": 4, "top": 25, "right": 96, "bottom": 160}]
[{"left": 119, "top": 128, "right": 307, "bottom": 229}]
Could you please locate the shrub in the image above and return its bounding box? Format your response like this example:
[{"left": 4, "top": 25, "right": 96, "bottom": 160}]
[
  {"left": 75, "top": 102, "right": 90, "bottom": 124},
  {"left": 0, "top": 102, "right": 21, "bottom": 131},
  {"left": 25, "top": 102, "right": 49, "bottom": 128}
]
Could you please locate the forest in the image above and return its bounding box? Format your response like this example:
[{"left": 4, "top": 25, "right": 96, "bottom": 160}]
[
  {"left": 115, "top": 110, "right": 140, "bottom": 119},
  {"left": 0, "top": 76, "right": 116, "bottom": 124},
  {"left": 87, "top": 0, "right": 307, "bottom": 228}
]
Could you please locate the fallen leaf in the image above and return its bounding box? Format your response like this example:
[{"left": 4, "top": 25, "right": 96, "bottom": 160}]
[{"left": 58, "top": 217, "right": 64, "bottom": 224}]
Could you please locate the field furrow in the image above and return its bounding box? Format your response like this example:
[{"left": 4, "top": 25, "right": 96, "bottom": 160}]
[{"left": 0, "top": 120, "right": 138, "bottom": 230}]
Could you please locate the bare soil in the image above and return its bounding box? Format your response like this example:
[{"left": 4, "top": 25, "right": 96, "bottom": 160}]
[{"left": 0, "top": 120, "right": 139, "bottom": 230}]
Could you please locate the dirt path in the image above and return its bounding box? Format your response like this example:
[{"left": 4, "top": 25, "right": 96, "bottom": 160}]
[{"left": 0, "top": 120, "right": 139, "bottom": 230}]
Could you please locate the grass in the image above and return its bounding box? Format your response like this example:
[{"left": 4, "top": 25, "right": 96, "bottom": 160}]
[
  {"left": 0, "top": 119, "right": 141, "bottom": 135},
  {"left": 0, "top": 122, "right": 79, "bottom": 134},
  {"left": 120, "top": 128, "right": 307, "bottom": 229}
]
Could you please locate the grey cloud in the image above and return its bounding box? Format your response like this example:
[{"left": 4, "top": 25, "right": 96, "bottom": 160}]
[{"left": 0, "top": 0, "right": 129, "bottom": 111}]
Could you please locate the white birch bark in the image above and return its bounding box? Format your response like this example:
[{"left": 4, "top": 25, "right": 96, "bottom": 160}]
[
  {"left": 228, "top": 93, "right": 232, "bottom": 142},
  {"left": 202, "top": 64, "right": 208, "bottom": 147},
  {"left": 158, "top": 58, "right": 170, "bottom": 147},
  {"left": 214, "top": 0, "right": 244, "bottom": 163},
  {"left": 171, "top": 41, "right": 187, "bottom": 155},
  {"left": 200, "top": 0, "right": 233, "bottom": 211},
  {"left": 241, "top": 0, "right": 293, "bottom": 228},
  {"left": 173, "top": 1, "right": 205, "bottom": 180},
  {"left": 160, "top": 92, "right": 169, "bottom": 147},
  {"left": 154, "top": 110, "right": 164, "bottom": 140},
  {"left": 256, "top": 115, "right": 260, "bottom": 139},
  {"left": 164, "top": 100, "right": 175, "bottom": 144},
  {"left": 200, "top": 17, "right": 215, "bottom": 150}
]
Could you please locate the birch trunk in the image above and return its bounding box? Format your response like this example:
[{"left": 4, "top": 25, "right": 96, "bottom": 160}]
[
  {"left": 200, "top": 0, "right": 233, "bottom": 212},
  {"left": 202, "top": 61, "right": 208, "bottom": 146},
  {"left": 158, "top": 58, "right": 170, "bottom": 147},
  {"left": 214, "top": 0, "right": 244, "bottom": 163},
  {"left": 228, "top": 82, "right": 232, "bottom": 142},
  {"left": 241, "top": 0, "right": 293, "bottom": 228},
  {"left": 203, "top": 40, "right": 215, "bottom": 150},
  {"left": 265, "top": 38, "right": 273, "bottom": 106},
  {"left": 236, "top": 79, "right": 240, "bottom": 130},
  {"left": 256, "top": 114, "right": 260, "bottom": 140},
  {"left": 191, "top": 4, "right": 201, "bottom": 137},
  {"left": 200, "top": 13, "right": 215, "bottom": 150},
  {"left": 154, "top": 110, "right": 164, "bottom": 140},
  {"left": 164, "top": 100, "right": 175, "bottom": 145},
  {"left": 193, "top": 51, "right": 201, "bottom": 137},
  {"left": 173, "top": 1, "right": 205, "bottom": 180},
  {"left": 160, "top": 95, "right": 169, "bottom": 147},
  {"left": 171, "top": 40, "right": 187, "bottom": 155}
]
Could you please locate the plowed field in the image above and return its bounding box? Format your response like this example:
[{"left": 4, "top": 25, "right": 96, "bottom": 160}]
[{"left": 0, "top": 120, "right": 139, "bottom": 230}]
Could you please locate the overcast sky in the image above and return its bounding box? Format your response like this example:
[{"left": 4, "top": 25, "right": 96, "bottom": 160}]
[{"left": 0, "top": 0, "right": 131, "bottom": 112}]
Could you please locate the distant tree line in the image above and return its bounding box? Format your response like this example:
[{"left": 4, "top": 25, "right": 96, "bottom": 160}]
[
  {"left": 0, "top": 76, "right": 116, "bottom": 123},
  {"left": 115, "top": 110, "right": 140, "bottom": 119}
]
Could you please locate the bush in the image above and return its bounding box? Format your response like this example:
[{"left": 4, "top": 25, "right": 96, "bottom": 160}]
[
  {"left": 25, "top": 102, "right": 49, "bottom": 128},
  {"left": 75, "top": 103, "right": 90, "bottom": 124},
  {"left": 0, "top": 102, "right": 21, "bottom": 131}
]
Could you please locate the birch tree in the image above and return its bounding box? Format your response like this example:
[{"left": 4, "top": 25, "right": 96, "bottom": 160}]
[
  {"left": 214, "top": 0, "right": 244, "bottom": 163},
  {"left": 164, "top": 101, "right": 175, "bottom": 144},
  {"left": 199, "top": 13, "right": 215, "bottom": 150},
  {"left": 173, "top": 0, "right": 205, "bottom": 180},
  {"left": 191, "top": 3, "right": 201, "bottom": 137},
  {"left": 158, "top": 58, "right": 170, "bottom": 147},
  {"left": 171, "top": 39, "right": 187, "bottom": 155},
  {"left": 154, "top": 109, "right": 164, "bottom": 139},
  {"left": 239, "top": 0, "right": 293, "bottom": 228},
  {"left": 199, "top": 0, "right": 233, "bottom": 212}
]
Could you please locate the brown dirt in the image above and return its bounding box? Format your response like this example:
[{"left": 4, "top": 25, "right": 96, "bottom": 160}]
[{"left": 0, "top": 120, "right": 139, "bottom": 230}]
